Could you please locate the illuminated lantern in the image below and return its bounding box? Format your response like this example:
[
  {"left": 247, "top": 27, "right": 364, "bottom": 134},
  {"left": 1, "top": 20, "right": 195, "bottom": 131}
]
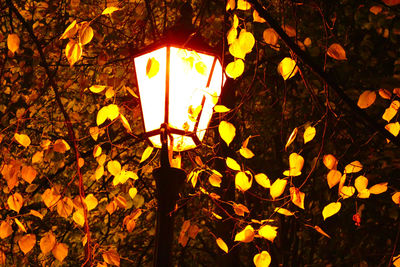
[{"left": 133, "top": 35, "right": 226, "bottom": 151}]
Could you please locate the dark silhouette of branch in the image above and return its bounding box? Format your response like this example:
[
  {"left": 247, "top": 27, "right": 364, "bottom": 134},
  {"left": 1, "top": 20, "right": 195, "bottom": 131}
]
[{"left": 247, "top": 0, "right": 400, "bottom": 147}]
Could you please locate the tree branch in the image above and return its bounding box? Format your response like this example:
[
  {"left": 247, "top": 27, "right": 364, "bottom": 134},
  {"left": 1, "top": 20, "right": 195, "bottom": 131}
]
[{"left": 247, "top": 0, "right": 400, "bottom": 147}]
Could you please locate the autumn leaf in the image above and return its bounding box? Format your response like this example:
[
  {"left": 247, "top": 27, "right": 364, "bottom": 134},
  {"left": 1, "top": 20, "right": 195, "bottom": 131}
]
[
  {"left": 303, "top": 126, "right": 316, "bottom": 144},
  {"left": 344, "top": 161, "right": 363, "bottom": 174},
  {"left": 53, "top": 139, "right": 70, "bottom": 153},
  {"left": 327, "top": 169, "right": 342, "bottom": 188},
  {"left": 8, "top": 193, "right": 24, "bottom": 213},
  {"left": 40, "top": 231, "right": 56, "bottom": 255},
  {"left": 129, "top": 187, "right": 138, "bottom": 199},
  {"left": 253, "top": 251, "right": 271, "bottom": 267},
  {"left": 369, "top": 182, "right": 388, "bottom": 194},
  {"left": 289, "top": 187, "right": 305, "bottom": 209},
  {"left": 52, "top": 243, "right": 68, "bottom": 262},
  {"left": 382, "top": 100, "right": 399, "bottom": 122},
  {"left": 285, "top": 127, "right": 297, "bottom": 150},
  {"left": 327, "top": 43, "right": 347, "bottom": 60},
  {"left": 209, "top": 173, "right": 222, "bottom": 187},
  {"left": 392, "top": 192, "right": 400, "bottom": 205},
  {"left": 357, "top": 90, "right": 376, "bottom": 109},
  {"left": 7, "top": 34, "right": 20, "bottom": 53},
  {"left": 253, "top": 10, "right": 266, "bottom": 23},
  {"left": 379, "top": 89, "right": 391, "bottom": 99},
  {"left": 107, "top": 160, "right": 122, "bottom": 176},
  {"left": 233, "top": 203, "right": 250, "bottom": 216},
  {"left": 21, "top": 165, "right": 37, "bottom": 184},
  {"left": 237, "top": 0, "right": 251, "bottom": 10},
  {"left": 32, "top": 151, "right": 43, "bottom": 164},
  {"left": 255, "top": 173, "right": 271, "bottom": 188},
  {"left": 0, "top": 221, "right": 13, "bottom": 239},
  {"left": 97, "top": 104, "right": 120, "bottom": 125},
  {"left": 214, "top": 105, "right": 230, "bottom": 113},
  {"left": 73, "top": 209, "right": 85, "bottom": 227},
  {"left": 102, "top": 249, "right": 120, "bottom": 266},
  {"left": 226, "top": 157, "right": 241, "bottom": 171},
  {"left": 313, "top": 225, "right": 331, "bottom": 239},
  {"left": 60, "top": 20, "right": 77, "bottom": 39},
  {"left": 258, "top": 224, "right": 278, "bottom": 242},
  {"left": 238, "top": 29, "right": 255, "bottom": 54},
  {"left": 382, "top": 0, "right": 400, "bottom": 6},
  {"left": 263, "top": 28, "right": 279, "bottom": 46},
  {"left": 89, "top": 85, "right": 107, "bottom": 93},
  {"left": 322, "top": 202, "right": 341, "bottom": 220},
  {"left": 140, "top": 146, "right": 153, "bottom": 163},
  {"left": 216, "top": 238, "right": 228, "bottom": 253},
  {"left": 274, "top": 207, "right": 294, "bottom": 216},
  {"left": 42, "top": 188, "right": 61, "bottom": 208},
  {"left": 385, "top": 122, "right": 400, "bottom": 139},
  {"left": 234, "top": 225, "right": 254, "bottom": 243},
  {"left": 278, "top": 57, "right": 298, "bottom": 80},
  {"left": 283, "top": 153, "right": 304, "bottom": 176},
  {"left": 323, "top": 154, "right": 338, "bottom": 170},
  {"left": 146, "top": 57, "right": 160, "bottom": 78},
  {"left": 235, "top": 172, "right": 252, "bottom": 191},
  {"left": 57, "top": 197, "right": 74, "bottom": 218},
  {"left": 65, "top": 40, "right": 82, "bottom": 66},
  {"left": 79, "top": 22, "right": 94, "bottom": 45},
  {"left": 14, "top": 218, "right": 27, "bottom": 232},
  {"left": 18, "top": 234, "right": 36, "bottom": 254},
  {"left": 219, "top": 121, "right": 236, "bottom": 146},
  {"left": 226, "top": 59, "right": 245, "bottom": 79},
  {"left": 102, "top": 6, "right": 120, "bottom": 15},
  {"left": 85, "top": 194, "right": 98, "bottom": 211},
  {"left": 340, "top": 186, "right": 355, "bottom": 199},
  {"left": 14, "top": 133, "right": 31, "bottom": 147},
  {"left": 30, "top": 210, "right": 43, "bottom": 219},
  {"left": 270, "top": 179, "right": 287, "bottom": 200}
]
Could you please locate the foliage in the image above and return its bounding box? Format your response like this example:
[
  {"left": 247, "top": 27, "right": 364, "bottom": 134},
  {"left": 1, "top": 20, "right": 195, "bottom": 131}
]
[{"left": 0, "top": 0, "right": 399, "bottom": 266}]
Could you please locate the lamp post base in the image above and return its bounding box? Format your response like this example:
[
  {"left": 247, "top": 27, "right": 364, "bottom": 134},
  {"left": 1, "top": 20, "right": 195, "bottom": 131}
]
[{"left": 153, "top": 166, "right": 186, "bottom": 267}]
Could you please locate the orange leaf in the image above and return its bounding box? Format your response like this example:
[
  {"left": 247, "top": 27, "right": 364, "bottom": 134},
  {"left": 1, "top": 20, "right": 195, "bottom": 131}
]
[
  {"left": 216, "top": 238, "right": 229, "bottom": 253},
  {"left": 8, "top": 193, "right": 23, "bottom": 213},
  {"left": 57, "top": 197, "right": 74, "bottom": 218},
  {"left": 263, "top": 28, "right": 279, "bottom": 46},
  {"left": 289, "top": 187, "right": 305, "bottom": 209},
  {"left": 21, "top": 165, "right": 37, "bottom": 184},
  {"left": 285, "top": 127, "right": 297, "bottom": 150},
  {"left": 0, "top": 221, "right": 13, "bottom": 239},
  {"left": 7, "top": 34, "right": 20, "bottom": 53},
  {"left": 327, "top": 169, "right": 342, "bottom": 188},
  {"left": 234, "top": 225, "right": 254, "bottom": 243},
  {"left": 253, "top": 251, "right": 271, "bottom": 267},
  {"left": 52, "top": 243, "right": 68, "bottom": 262},
  {"left": 18, "top": 234, "right": 36, "bottom": 254},
  {"left": 357, "top": 90, "right": 376, "bottom": 109},
  {"left": 60, "top": 20, "right": 77, "bottom": 39},
  {"left": 323, "top": 154, "right": 338, "bottom": 170},
  {"left": 40, "top": 231, "right": 56, "bottom": 255},
  {"left": 278, "top": 57, "right": 298, "bottom": 80},
  {"left": 102, "top": 249, "right": 120, "bottom": 266},
  {"left": 327, "top": 43, "right": 347, "bottom": 60},
  {"left": 14, "top": 133, "right": 31, "bottom": 147}
]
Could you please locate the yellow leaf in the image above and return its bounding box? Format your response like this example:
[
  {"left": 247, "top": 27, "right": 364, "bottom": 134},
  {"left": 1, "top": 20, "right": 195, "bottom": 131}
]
[
  {"left": 357, "top": 188, "right": 370, "bottom": 199},
  {"left": 120, "top": 114, "right": 132, "bottom": 132},
  {"left": 216, "top": 238, "right": 228, "bottom": 253},
  {"left": 303, "top": 126, "right": 316, "bottom": 144},
  {"left": 229, "top": 39, "right": 246, "bottom": 59},
  {"left": 255, "top": 173, "right": 271, "bottom": 188},
  {"left": 322, "top": 202, "right": 341, "bottom": 220},
  {"left": 97, "top": 106, "right": 108, "bottom": 125},
  {"left": 274, "top": 207, "right": 294, "bottom": 216},
  {"left": 226, "top": 157, "right": 241, "bottom": 171},
  {"left": 32, "top": 151, "right": 43, "bottom": 164},
  {"left": 65, "top": 39, "right": 82, "bottom": 66},
  {"left": 105, "top": 87, "right": 115, "bottom": 99},
  {"left": 102, "top": 6, "right": 120, "bottom": 15},
  {"left": 227, "top": 27, "right": 237, "bottom": 45},
  {"left": 140, "top": 146, "right": 153, "bottom": 163},
  {"left": 314, "top": 225, "right": 331, "bottom": 239},
  {"left": 0, "top": 221, "right": 13, "bottom": 239},
  {"left": 8, "top": 193, "right": 23, "bottom": 213},
  {"left": 14, "top": 218, "right": 27, "bottom": 233},
  {"left": 270, "top": 179, "right": 287, "bottom": 200},
  {"left": 338, "top": 173, "right": 347, "bottom": 195},
  {"left": 107, "top": 160, "right": 121, "bottom": 176},
  {"left": 263, "top": 28, "right": 279, "bottom": 46},
  {"left": 42, "top": 188, "right": 61, "bottom": 208},
  {"left": 226, "top": 0, "right": 235, "bottom": 10},
  {"left": 392, "top": 192, "right": 400, "bottom": 204},
  {"left": 237, "top": 0, "right": 251, "bottom": 10},
  {"left": 21, "top": 165, "right": 37, "bottom": 184},
  {"left": 354, "top": 176, "right": 368, "bottom": 192},
  {"left": 289, "top": 187, "right": 305, "bottom": 209},
  {"left": 238, "top": 29, "right": 255, "bottom": 54},
  {"left": 40, "top": 231, "right": 56, "bottom": 255},
  {"left": 239, "top": 147, "right": 255, "bottom": 159},
  {"left": 7, "top": 34, "right": 20, "bottom": 53},
  {"left": 14, "top": 133, "right": 31, "bottom": 147},
  {"left": 394, "top": 254, "right": 400, "bottom": 267},
  {"left": 253, "top": 251, "right": 271, "bottom": 267},
  {"left": 60, "top": 20, "right": 77, "bottom": 39},
  {"left": 385, "top": 122, "right": 400, "bottom": 139},
  {"left": 277, "top": 57, "right": 298, "bottom": 80},
  {"left": 327, "top": 43, "right": 347, "bottom": 60},
  {"left": 283, "top": 153, "right": 304, "bottom": 176},
  {"left": 79, "top": 23, "right": 93, "bottom": 45},
  {"left": 253, "top": 10, "right": 266, "bottom": 23},
  {"left": 93, "top": 145, "right": 102, "bottom": 158},
  {"left": 209, "top": 173, "right": 222, "bottom": 187},
  {"left": 102, "top": 249, "right": 120, "bottom": 266},
  {"left": 85, "top": 194, "right": 98, "bottom": 211},
  {"left": 52, "top": 243, "right": 68, "bottom": 262},
  {"left": 340, "top": 186, "right": 355, "bottom": 199},
  {"left": 89, "top": 85, "right": 107, "bottom": 93},
  {"left": 226, "top": 59, "right": 244, "bottom": 79},
  {"left": 89, "top": 126, "right": 100, "bottom": 141},
  {"left": 129, "top": 187, "right": 138, "bottom": 199},
  {"left": 18, "top": 234, "right": 36, "bottom": 254},
  {"left": 327, "top": 169, "right": 342, "bottom": 188},
  {"left": 344, "top": 161, "right": 363, "bottom": 174},
  {"left": 57, "top": 197, "right": 74, "bottom": 218},
  {"left": 94, "top": 165, "right": 104, "bottom": 180},
  {"left": 53, "top": 139, "right": 70, "bottom": 153},
  {"left": 258, "top": 224, "right": 278, "bottom": 242},
  {"left": 195, "top": 61, "right": 207, "bottom": 75},
  {"left": 219, "top": 121, "right": 236, "bottom": 146},
  {"left": 235, "top": 172, "right": 252, "bottom": 191},
  {"left": 357, "top": 90, "right": 376, "bottom": 109},
  {"left": 73, "top": 209, "right": 85, "bottom": 227},
  {"left": 107, "top": 104, "right": 119, "bottom": 121},
  {"left": 30, "top": 210, "right": 43, "bottom": 220},
  {"left": 234, "top": 225, "right": 254, "bottom": 243},
  {"left": 214, "top": 105, "right": 230, "bottom": 113},
  {"left": 146, "top": 57, "right": 160, "bottom": 79},
  {"left": 369, "top": 182, "right": 388, "bottom": 194},
  {"left": 323, "top": 154, "right": 338, "bottom": 170}
]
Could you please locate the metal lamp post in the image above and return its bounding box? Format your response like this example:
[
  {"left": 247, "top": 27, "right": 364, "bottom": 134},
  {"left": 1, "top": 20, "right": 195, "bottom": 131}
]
[{"left": 133, "top": 27, "right": 226, "bottom": 266}]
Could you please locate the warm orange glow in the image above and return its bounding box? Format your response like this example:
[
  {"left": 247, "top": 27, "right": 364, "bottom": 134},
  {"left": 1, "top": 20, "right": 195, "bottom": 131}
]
[{"left": 134, "top": 45, "right": 225, "bottom": 151}]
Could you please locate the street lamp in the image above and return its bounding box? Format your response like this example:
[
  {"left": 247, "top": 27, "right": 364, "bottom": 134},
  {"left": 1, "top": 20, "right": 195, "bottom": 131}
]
[{"left": 133, "top": 29, "right": 225, "bottom": 266}]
